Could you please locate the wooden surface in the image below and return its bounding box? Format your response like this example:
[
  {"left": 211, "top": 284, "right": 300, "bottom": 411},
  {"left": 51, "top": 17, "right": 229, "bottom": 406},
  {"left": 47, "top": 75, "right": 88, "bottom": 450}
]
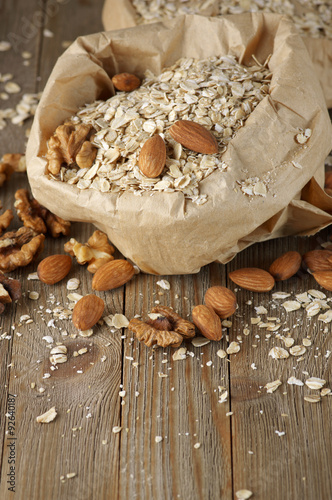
[{"left": 0, "top": 1, "right": 331, "bottom": 499}]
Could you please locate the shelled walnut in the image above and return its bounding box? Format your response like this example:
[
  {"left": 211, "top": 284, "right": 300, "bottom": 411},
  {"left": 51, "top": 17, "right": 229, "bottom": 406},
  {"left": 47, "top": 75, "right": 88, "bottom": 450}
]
[
  {"left": 0, "top": 202, "right": 13, "bottom": 235},
  {"left": 14, "top": 189, "right": 70, "bottom": 237},
  {"left": 64, "top": 230, "right": 115, "bottom": 273},
  {"left": 0, "top": 154, "right": 26, "bottom": 187},
  {"left": 0, "top": 227, "right": 45, "bottom": 273},
  {"left": 128, "top": 305, "right": 195, "bottom": 348},
  {"left": 46, "top": 122, "right": 97, "bottom": 175}
]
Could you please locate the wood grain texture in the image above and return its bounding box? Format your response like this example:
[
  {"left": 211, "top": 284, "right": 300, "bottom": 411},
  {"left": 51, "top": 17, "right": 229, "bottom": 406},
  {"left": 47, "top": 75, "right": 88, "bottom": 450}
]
[
  {"left": 0, "top": 1, "right": 123, "bottom": 499},
  {"left": 228, "top": 236, "right": 332, "bottom": 500},
  {"left": 120, "top": 269, "right": 233, "bottom": 500}
]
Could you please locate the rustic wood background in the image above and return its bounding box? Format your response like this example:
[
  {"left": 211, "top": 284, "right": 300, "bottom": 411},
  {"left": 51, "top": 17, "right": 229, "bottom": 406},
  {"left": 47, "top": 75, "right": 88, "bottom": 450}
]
[{"left": 0, "top": 1, "right": 331, "bottom": 499}]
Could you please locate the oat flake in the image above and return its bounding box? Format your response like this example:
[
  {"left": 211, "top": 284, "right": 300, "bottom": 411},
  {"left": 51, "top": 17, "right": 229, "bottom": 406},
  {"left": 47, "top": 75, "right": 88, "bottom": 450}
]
[{"left": 236, "top": 490, "right": 253, "bottom": 500}]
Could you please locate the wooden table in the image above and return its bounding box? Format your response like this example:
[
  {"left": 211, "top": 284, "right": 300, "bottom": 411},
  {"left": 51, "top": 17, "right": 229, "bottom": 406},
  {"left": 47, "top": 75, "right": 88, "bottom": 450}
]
[{"left": 0, "top": 1, "right": 331, "bottom": 499}]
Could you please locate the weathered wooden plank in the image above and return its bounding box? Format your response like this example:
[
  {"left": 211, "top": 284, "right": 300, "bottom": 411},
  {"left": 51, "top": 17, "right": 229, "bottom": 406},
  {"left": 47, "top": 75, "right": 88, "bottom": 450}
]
[
  {"left": 228, "top": 235, "right": 332, "bottom": 500},
  {"left": 0, "top": 0, "right": 44, "bottom": 483},
  {"left": 0, "top": 1, "right": 124, "bottom": 499},
  {"left": 120, "top": 267, "right": 233, "bottom": 500}
]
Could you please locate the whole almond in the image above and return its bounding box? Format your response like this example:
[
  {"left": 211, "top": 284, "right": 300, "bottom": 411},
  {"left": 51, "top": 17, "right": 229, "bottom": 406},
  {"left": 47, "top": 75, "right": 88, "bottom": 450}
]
[
  {"left": 92, "top": 259, "right": 135, "bottom": 291},
  {"left": 138, "top": 135, "right": 166, "bottom": 178},
  {"left": 269, "top": 251, "right": 302, "bottom": 281},
  {"left": 111, "top": 73, "right": 140, "bottom": 92},
  {"left": 72, "top": 294, "right": 104, "bottom": 331},
  {"left": 229, "top": 268, "right": 275, "bottom": 292},
  {"left": 312, "top": 271, "right": 332, "bottom": 291},
  {"left": 37, "top": 255, "right": 72, "bottom": 284},
  {"left": 204, "top": 286, "right": 236, "bottom": 319},
  {"left": 302, "top": 250, "right": 332, "bottom": 272},
  {"left": 169, "top": 120, "right": 218, "bottom": 154},
  {"left": 192, "top": 305, "right": 222, "bottom": 341}
]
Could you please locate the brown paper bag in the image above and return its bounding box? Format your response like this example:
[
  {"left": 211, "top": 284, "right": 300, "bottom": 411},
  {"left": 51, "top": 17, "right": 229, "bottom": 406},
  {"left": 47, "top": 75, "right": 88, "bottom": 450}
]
[
  {"left": 27, "top": 14, "right": 332, "bottom": 275},
  {"left": 101, "top": 0, "right": 332, "bottom": 108}
]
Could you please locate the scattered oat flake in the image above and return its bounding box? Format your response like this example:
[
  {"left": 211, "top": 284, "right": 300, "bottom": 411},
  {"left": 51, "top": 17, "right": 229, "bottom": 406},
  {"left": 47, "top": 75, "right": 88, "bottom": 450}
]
[
  {"left": 28, "top": 291, "right": 39, "bottom": 300},
  {"left": 227, "top": 342, "right": 240, "bottom": 354},
  {"left": 112, "top": 314, "right": 129, "bottom": 329},
  {"left": 251, "top": 317, "right": 261, "bottom": 325},
  {"left": 269, "top": 346, "right": 289, "bottom": 359},
  {"left": 287, "top": 376, "right": 304, "bottom": 386},
  {"left": 304, "top": 395, "right": 321, "bottom": 403},
  {"left": 305, "top": 377, "right": 326, "bottom": 390},
  {"left": 43, "top": 28, "right": 54, "bottom": 37},
  {"left": 112, "top": 426, "right": 122, "bottom": 433},
  {"left": 67, "top": 278, "right": 80, "bottom": 290},
  {"left": 4, "top": 82, "right": 21, "bottom": 94},
  {"left": 155, "top": 436, "right": 163, "bottom": 443},
  {"left": 27, "top": 272, "right": 39, "bottom": 280},
  {"left": 290, "top": 345, "right": 306, "bottom": 357},
  {"left": 321, "top": 388, "right": 332, "bottom": 396},
  {"left": 42, "top": 336, "right": 54, "bottom": 344},
  {"left": 222, "top": 320, "right": 232, "bottom": 328},
  {"left": 251, "top": 363, "right": 257, "bottom": 370},
  {"left": 192, "top": 337, "right": 210, "bottom": 347},
  {"left": 302, "top": 338, "right": 312, "bottom": 347},
  {"left": 292, "top": 161, "right": 302, "bottom": 169},
  {"left": 79, "top": 329, "right": 93, "bottom": 337},
  {"left": 275, "top": 430, "right": 286, "bottom": 437},
  {"left": 156, "top": 279, "right": 170, "bottom": 290},
  {"left": 282, "top": 301, "right": 301, "bottom": 312},
  {"left": 172, "top": 347, "right": 187, "bottom": 361},
  {"left": 308, "top": 289, "right": 326, "bottom": 299},
  {"left": 66, "top": 472, "right": 76, "bottom": 479},
  {"left": 218, "top": 390, "right": 228, "bottom": 404},
  {"left": 194, "top": 442, "right": 201, "bottom": 449},
  {"left": 272, "top": 292, "right": 291, "bottom": 299},
  {"left": 0, "top": 41, "right": 11, "bottom": 51},
  {"left": 236, "top": 490, "right": 253, "bottom": 500},
  {"left": 255, "top": 306, "right": 267, "bottom": 315},
  {"left": 36, "top": 406, "right": 57, "bottom": 423},
  {"left": 265, "top": 380, "right": 282, "bottom": 393},
  {"left": 217, "top": 349, "right": 227, "bottom": 359}
]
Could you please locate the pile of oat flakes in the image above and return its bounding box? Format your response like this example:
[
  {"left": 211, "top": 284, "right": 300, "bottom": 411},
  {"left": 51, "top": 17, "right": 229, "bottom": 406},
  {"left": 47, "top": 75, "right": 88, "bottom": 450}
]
[
  {"left": 54, "top": 54, "right": 271, "bottom": 205},
  {"left": 132, "top": 0, "right": 332, "bottom": 39}
]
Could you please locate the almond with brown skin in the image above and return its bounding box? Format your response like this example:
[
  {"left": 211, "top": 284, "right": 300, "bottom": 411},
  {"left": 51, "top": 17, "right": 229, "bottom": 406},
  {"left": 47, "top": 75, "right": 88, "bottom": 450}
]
[
  {"left": 169, "top": 120, "right": 218, "bottom": 154},
  {"left": 138, "top": 135, "right": 166, "bottom": 178},
  {"left": 37, "top": 254, "right": 72, "bottom": 284},
  {"left": 112, "top": 73, "right": 140, "bottom": 92},
  {"left": 228, "top": 268, "right": 275, "bottom": 292},
  {"left": 302, "top": 250, "right": 332, "bottom": 272},
  {"left": 92, "top": 259, "right": 135, "bottom": 291},
  {"left": 72, "top": 294, "right": 104, "bottom": 331},
  {"left": 312, "top": 271, "right": 332, "bottom": 291},
  {"left": 204, "top": 286, "right": 236, "bottom": 318},
  {"left": 269, "top": 251, "right": 302, "bottom": 281},
  {"left": 192, "top": 304, "right": 222, "bottom": 341}
]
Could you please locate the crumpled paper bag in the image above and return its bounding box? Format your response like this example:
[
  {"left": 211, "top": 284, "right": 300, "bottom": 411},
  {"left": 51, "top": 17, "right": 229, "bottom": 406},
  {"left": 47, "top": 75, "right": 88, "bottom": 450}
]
[
  {"left": 27, "top": 13, "right": 332, "bottom": 275},
  {"left": 101, "top": 0, "right": 332, "bottom": 108}
]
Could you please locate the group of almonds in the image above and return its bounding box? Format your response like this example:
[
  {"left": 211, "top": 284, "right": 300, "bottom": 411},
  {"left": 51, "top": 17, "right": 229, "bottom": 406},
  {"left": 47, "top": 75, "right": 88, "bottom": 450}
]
[
  {"left": 112, "top": 73, "right": 220, "bottom": 175},
  {"left": 31, "top": 240, "right": 332, "bottom": 347}
]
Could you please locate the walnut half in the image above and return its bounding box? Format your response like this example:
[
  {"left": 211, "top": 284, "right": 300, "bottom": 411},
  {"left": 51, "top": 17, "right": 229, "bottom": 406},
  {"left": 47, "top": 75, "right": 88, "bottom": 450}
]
[
  {"left": 64, "top": 230, "right": 115, "bottom": 273},
  {"left": 128, "top": 305, "right": 195, "bottom": 348},
  {"left": 0, "top": 227, "right": 45, "bottom": 273},
  {"left": 46, "top": 123, "right": 97, "bottom": 175},
  {"left": 14, "top": 189, "right": 70, "bottom": 238}
]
